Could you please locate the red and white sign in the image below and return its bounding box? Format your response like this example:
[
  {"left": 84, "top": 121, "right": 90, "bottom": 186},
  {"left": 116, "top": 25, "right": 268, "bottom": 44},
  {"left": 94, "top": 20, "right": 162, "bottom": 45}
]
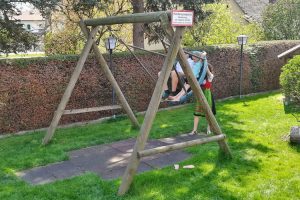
[{"left": 171, "top": 10, "right": 194, "bottom": 27}]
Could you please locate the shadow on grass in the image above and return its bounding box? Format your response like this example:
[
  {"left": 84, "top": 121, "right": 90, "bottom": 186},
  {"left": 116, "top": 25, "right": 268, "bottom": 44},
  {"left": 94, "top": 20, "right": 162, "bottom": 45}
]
[
  {"left": 283, "top": 101, "right": 300, "bottom": 122},
  {"left": 127, "top": 148, "right": 262, "bottom": 199},
  {"left": 289, "top": 143, "right": 300, "bottom": 153}
]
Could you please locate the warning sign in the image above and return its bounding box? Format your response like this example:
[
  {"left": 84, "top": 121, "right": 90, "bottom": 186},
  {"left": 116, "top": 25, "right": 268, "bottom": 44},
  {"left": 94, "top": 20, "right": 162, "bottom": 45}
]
[{"left": 171, "top": 10, "right": 194, "bottom": 27}]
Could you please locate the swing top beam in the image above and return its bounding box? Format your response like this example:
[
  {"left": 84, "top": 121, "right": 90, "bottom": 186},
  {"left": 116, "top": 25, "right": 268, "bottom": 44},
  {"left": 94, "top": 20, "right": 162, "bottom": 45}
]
[{"left": 83, "top": 11, "right": 171, "bottom": 26}]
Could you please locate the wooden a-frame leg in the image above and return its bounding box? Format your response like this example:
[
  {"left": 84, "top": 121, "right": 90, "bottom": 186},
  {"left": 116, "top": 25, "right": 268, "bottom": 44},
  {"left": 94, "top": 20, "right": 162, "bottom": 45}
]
[
  {"left": 160, "top": 14, "right": 232, "bottom": 157},
  {"left": 79, "top": 21, "right": 140, "bottom": 128},
  {"left": 42, "top": 27, "right": 99, "bottom": 145},
  {"left": 117, "top": 27, "right": 186, "bottom": 196}
]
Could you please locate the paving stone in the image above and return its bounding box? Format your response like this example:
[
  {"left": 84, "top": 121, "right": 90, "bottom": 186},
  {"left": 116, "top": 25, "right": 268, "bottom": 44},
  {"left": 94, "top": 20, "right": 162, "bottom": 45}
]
[
  {"left": 110, "top": 143, "right": 134, "bottom": 153},
  {"left": 109, "top": 138, "right": 136, "bottom": 153},
  {"left": 146, "top": 139, "right": 168, "bottom": 149},
  {"left": 143, "top": 150, "right": 190, "bottom": 169},
  {"left": 17, "top": 167, "right": 56, "bottom": 185},
  {"left": 18, "top": 134, "right": 197, "bottom": 184},
  {"left": 106, "top": 157, "right": 129, "bottom": 169},
  {"left": 44, "top": 161, "right": 83, "bottom": 180},
  {"left": 70, "top": 148, "right": 131, "bottom": 172},
  {"left": 158, "top": 133, "right": 204, "bottom": 144},
  {"left": 109, "top": 139, "right": 167, "bottom": 155},
  {"left": 98, "top": 162, "right": 153, "bottom": 180},
  {"left": 69, "top": 145, "right": 111, "bottom": 159}
]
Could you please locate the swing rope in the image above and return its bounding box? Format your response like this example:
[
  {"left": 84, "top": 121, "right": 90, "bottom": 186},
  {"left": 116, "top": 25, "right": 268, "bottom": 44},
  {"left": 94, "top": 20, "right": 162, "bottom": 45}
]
[
  {"left": 109, "top": 30, "right": 161, "bottom": 83},
  {"left": 115, "top": 36, "right": 156, "bottom": 82}
]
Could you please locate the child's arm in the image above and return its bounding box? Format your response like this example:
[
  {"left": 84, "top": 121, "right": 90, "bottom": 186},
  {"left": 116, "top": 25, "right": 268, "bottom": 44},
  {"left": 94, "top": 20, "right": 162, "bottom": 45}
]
[
  {"left": 207, "top": 67, "right": 213, "bottom": 76},
  {"left": 207, "top": 64, "right": 214, "bottom": 82},
  {"left": 197, "top": 61, "right": 208, "bottom": 85}
]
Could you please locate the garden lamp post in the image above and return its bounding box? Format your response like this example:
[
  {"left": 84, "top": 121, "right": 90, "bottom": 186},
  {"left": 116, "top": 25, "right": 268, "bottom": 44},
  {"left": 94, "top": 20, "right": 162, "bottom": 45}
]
[
  {"left": 237, "top": 35, "right": 248, "bottom": 98},
  {"left": 105, "top": 36, "right": 117, "bottom": 118}
]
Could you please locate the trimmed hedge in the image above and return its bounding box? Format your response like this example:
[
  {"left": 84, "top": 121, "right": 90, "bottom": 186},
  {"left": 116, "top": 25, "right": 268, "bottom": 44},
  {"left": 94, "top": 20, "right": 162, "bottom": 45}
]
[{"left": 0, "top": 40, "right": 299, "bottom": 134}]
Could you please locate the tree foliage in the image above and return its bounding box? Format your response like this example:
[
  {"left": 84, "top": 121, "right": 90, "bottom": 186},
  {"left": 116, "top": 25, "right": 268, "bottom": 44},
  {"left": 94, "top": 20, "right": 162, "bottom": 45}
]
[
  {"left": 44, "top": 27, "right": 84, "bottom": 55},
  {"left": 45, "top": 0, "right": 131, "bottom": 55},
  {"left": 183, "top": 3, "right": 264, "bottom": 46},
  {"left": 262, "top": 0, "right": 300, "bottom": 40},
  {"left": 144, "top": 0, "right": 217, "bottom": 44},
  {"left": 280, "top": 55, "right": 300, "bottom": 103},
  {"left": 0, "top": 1, "right": 36, "bottom": 54},
  {"left": 0, "top": 0, "right": 58, "bottom": 54}
]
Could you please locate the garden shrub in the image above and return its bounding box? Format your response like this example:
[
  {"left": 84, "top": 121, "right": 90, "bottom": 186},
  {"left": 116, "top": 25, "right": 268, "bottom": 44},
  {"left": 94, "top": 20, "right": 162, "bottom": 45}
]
[
  {"left": 183, "top": 3, "right": 264, "bottom": 46},
  {"left": 44, "top": 29, "right": 84, "bottom": 55},
  {"left": 280, "top": 55, "right": 300, "bottom": 103}
]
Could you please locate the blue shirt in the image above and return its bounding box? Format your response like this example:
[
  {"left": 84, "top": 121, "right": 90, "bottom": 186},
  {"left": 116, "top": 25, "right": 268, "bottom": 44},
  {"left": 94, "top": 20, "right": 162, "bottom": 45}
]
[
  {"left": 191, "top": 61, "right": 202, "bottom": 78},
  {"left": 198, "top": 59, "right": 208, "bottom": 85}
]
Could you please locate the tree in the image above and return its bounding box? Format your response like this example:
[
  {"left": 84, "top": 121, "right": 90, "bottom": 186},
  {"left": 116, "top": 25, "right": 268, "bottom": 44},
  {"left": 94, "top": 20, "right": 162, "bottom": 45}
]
[
  {"left": 183, "top": 3, "right": 264, "bottom": 46},
  {"left": 144, "top": 0, "right": 217, "bottom": 45},
  {"left": 45, "top": 0, "right": 131, "bottom": 54},
  {"left": 262, "top": 0, "right": 300, "bottom": 40},
  {"left": 131, "top": 0, "right": 144, "bottom": 48},
  {"left": 0, "top": 0, "right": 58, "bottom": 54}
]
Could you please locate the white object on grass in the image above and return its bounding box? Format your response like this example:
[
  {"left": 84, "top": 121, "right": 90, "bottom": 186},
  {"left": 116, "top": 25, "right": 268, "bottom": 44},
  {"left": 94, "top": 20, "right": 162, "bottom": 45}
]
[{"left": 183, "top": 165, "right": 195, "bottom": 169}]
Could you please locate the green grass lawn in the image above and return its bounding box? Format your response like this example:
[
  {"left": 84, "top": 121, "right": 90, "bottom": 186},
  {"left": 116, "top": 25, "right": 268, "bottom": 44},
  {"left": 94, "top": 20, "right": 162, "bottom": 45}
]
[
  {"left": 0, "top": 53, "right": 45, "bottom": 59},
  {"left": 1, "top": 91, "right": 300, "bottom": 200}
]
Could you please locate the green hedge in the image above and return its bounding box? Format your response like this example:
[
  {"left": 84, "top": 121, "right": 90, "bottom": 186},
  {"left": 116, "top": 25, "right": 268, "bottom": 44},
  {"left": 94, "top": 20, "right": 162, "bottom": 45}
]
[{"left": 0, "top": 41, "right": 299, "bottom": 134}]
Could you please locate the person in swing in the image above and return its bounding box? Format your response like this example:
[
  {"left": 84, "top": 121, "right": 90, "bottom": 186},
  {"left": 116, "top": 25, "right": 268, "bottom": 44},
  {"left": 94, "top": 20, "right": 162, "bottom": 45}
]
[
  {"left": 169, "top": 51, "right": 214, "bottom": 102},
  {"left": 170, "top": 51, "right": 215, "bottom": 135},
  {"left": 159, "top": 50, "right": 193, "bottom": 99}
]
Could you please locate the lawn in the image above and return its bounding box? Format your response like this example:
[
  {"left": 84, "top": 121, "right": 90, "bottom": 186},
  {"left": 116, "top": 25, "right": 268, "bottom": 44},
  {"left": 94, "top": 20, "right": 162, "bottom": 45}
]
[
  {"left": 0, "top": 53, "right": 45, "bottom": 59},
  {"left": 0, "top": 91, "right": 300, "bottom": 200}
]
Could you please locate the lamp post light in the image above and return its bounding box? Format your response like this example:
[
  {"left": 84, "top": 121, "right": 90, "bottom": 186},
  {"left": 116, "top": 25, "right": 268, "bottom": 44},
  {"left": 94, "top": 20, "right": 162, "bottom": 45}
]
[
  {"left": 105, "top": 36, "right": 117, "bottom": 118},
  {"left": 237, "top": 35, "right": 248, "bottom": 98}
]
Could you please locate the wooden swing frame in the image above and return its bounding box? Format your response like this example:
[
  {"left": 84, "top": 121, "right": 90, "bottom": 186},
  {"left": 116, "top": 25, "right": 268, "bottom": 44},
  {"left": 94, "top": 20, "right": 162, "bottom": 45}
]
[{"left": 42, "top": 11, "right": 232, "bottom": 196}]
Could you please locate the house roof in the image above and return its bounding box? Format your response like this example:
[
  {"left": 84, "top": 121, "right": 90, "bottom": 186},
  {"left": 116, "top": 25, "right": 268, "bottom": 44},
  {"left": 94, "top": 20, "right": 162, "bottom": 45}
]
[
  {"left": 14, "top": 10, "right": 44, "bottom": 21},
  {"left": 234, "top": 0, "right": 269, "bottom": 21},
  {"left": 12, "top": 2, "right": 44, "bottom": 21}
]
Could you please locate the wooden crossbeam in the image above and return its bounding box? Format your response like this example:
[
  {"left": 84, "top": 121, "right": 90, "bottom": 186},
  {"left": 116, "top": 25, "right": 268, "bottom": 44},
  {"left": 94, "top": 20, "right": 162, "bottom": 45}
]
[
  {"left": 84, "top": 11, "right": 171, "bottom": 26},
  {"left": 138, "top": 134, "right": 226, "bottom": 158},
  {"left": 63, "top": 105, "right": 121, "bottom": 115}
]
